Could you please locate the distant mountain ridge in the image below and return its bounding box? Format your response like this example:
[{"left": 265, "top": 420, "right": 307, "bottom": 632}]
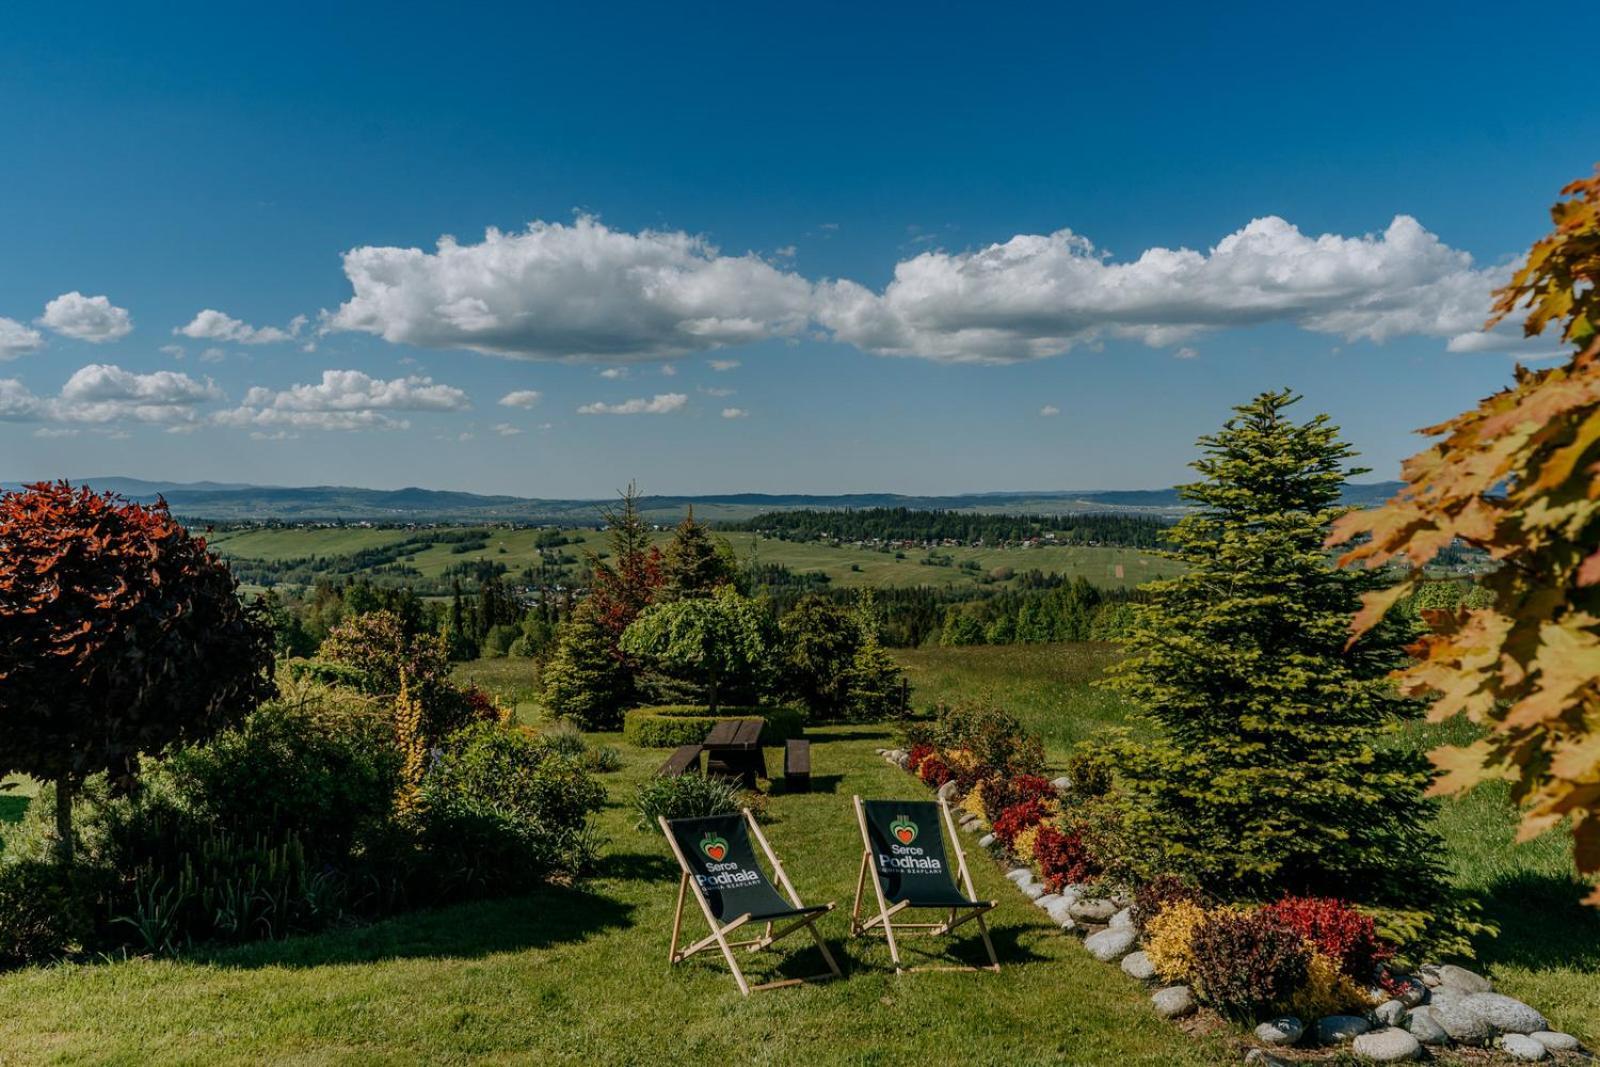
[{"left": 0, "top": 476, "right": 1407, "bottom": 524}]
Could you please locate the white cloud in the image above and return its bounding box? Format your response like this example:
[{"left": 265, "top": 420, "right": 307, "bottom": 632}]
[
  {"left": 160, "top": 344, "right": 186, "bottom": 360},
  {"left": 707, "top": 359, "right": 741, "bottom": 371},
  {"left": 327, "top": 215, "right": 812, "bottom": 361},
  {"left": 39, "top": 292, "right": 133, "bottom": 343},
  {"left": 175, "top": 309, "right": 305, "bottom": 345},
  {"left": 491, "top": 422, "right": 523, "bottom": 436},
  {"left": 216, "top": 369, "right": 470, "bottom": 431},
  {"left": 1174, "top": 346, "right": 1198, "bottom": 360},
  {"left": 498, "top": 389, "right": 542, "bottom": 408},
  {"left": 660, "top": 363, "right": 677, "bottom": 376},
  {"left": 1039, "top": 404, "right": 1060, "bottom": 417},
  {"left": 1444, "top": 327, "right": 1567, "bottom": 359},
  {"left": 700, "top": 386, "right": 735, "bottom": 397},
  {"left": 721, "top": 407, "right": 749, "bottom": 419},
  {"left": 199, "top": 347, "right": 227, "bottom": 363},
  {"left": 815, "top": 216, "right": 1507, "bottom": 363},
  {"left": 33, "top": 427, "right": 80, "bottom": 439},
  {"left": 1, "top": 364, "right": 220, "bottom": 427},
  {"left": 0, "top": 317, "right": 44, "bottom": 361},
  {"left": 599, "top": 367, "right": 629, "bottom": 379},
  {"left": 576, "top": 392, "right": 687, "bottom": 416}
]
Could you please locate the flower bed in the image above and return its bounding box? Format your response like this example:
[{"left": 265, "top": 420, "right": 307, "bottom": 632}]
[{"left": 880, "top": 706, "right": 1585, "bottom": 1064}]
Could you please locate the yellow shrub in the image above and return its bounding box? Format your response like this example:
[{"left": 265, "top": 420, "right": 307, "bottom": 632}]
[
  {"left": 961, "top": 782, "right": 989, "bottom": 821},
  {"left": 1286, "top": 948, "right": 1374, "bottom": 1019},
  {"left": 1144, "top": 900, "right": 1210, "bottom": 984},
  {"left": 945, "top": 748, "right": 978, "bottom": 774},
  {"left": 1013, "top": 825, "right": 1040, "bottom": 864}
]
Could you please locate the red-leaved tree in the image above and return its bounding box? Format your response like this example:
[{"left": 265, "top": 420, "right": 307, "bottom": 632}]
[{"left": 0, "top": 482, "right": 275, "bottom": 862}]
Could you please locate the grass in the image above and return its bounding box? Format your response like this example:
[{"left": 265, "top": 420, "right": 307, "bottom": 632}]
[
  {"left": 205, "top": 524, "right": 1179, "bottom": 593},
  {"left": 892, "top": 642, "right": 1600, "bottom": 1044},
  {"left": 0, "top": 726, "right": 1231, "bottom": 1066}
]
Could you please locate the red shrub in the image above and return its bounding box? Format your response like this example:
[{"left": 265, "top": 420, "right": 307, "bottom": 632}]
[
  {"left": 1131, "top": 873, "right": 1205, "bottom": 930},
  {"left": 1260, "top": 896, "right": 1393, "bottom": 980},
  {"left": 1033, "top": 824, "right": 1102, "bottom": 890},
  {"left": 1189, "top": 910, "right": 1311, "bottom": 1020},
  {"left": 992, "top": 798, "right": 1048, "bottom": 848},
  {"left": 980, "top": 773, "right": 1057, "bottom": 822},
  {"left": 918, "top": 756, "right": 952, "bottom": 788},
  {"left": 907, "top": 743, "right": 935, "bottom": 772}
]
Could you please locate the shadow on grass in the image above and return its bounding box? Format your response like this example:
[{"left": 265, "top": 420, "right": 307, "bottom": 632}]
[
  {"left": 772, "top": 774, "right": 844, "bottom": 796},
  {"left": 599, "top": 850, "right": 679, "bottom": 883},
  {"left": 0, "top": 795, "right": 29, "bottom": 824},
  {"left": 191, "top": 883, "right": 635, "bottom": 970},
  {"left": 1473, "top": 871, "right": 1600, "bottom": 973},
  {"left": 802, "top": 729, "right": 896, "bottom": 745}
]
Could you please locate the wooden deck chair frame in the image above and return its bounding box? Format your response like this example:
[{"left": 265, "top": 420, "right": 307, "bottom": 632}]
[
  {"left": 849, "top": 795, "right": 1000, "bottom": 974},
  {"left": 659, "top": 808, "right": 842, "bottom": 996}
]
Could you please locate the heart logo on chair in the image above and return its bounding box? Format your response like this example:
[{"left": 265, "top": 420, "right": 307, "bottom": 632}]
[
  {"left": 890, "top": 815, "right": 918, "bottom": 845},
  {"left": 700, "top": 833, "right": 729, "bottom": 862}
]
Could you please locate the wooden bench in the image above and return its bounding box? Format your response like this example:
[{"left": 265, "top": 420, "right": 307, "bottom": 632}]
[
  {"left": 658, "top": 744, "right": 703, "bottom": 777},
  {"left": 784, "top": 739, "right": 811, "bottom": 793}
]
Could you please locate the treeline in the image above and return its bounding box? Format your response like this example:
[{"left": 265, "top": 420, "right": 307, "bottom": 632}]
[
  {"left": 938, "top": 576, "right": 1139, "bottom": 645},
  {"left": 722, "top": 507, "right": 1169, "bottom": 547}
]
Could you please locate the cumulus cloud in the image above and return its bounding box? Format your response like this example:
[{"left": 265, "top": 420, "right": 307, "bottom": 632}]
[
  {"left": 707, "top": 359, "right": 741, "bottom": 371},
  {"left": 721, "top": 407, "right": 749, "bottom": 419},
  {"left": 1444, "top": 327, "right": 1568, "bottom": 359},
  {"left": 216, "top": 369, "right": 470, "bottom": 431},
  {"left": 327, "top": 215, "right": 812, "bottom": 361},
  {"left": 576, "top": 392, "right": 687, "bottom": 416},
  {"left": 1174, "top": 346, "right": 1199, "bottom": 360},
  {"left": 1039, "top": 404, "right": 1060, "bottom": 417},
  {"left": 492, "top": 422, "right": 523, "bottom": 436},
  {"left": 39, "top": 292, "right": 133, "bottom": 343},
  {"left": 176, "top": 309, "right": 306, "bottom": 345},
  {"left": 498, "top": 389, "right": 542, "bottom": 408},
  {"left": 599, "top": 367, "right": 629, "bottom": 379},
  {"left": 814, "top": 216, "right": 1508, "bottom": 363},
  {"left": 0, "top": 364, "right": 220, "bottom": 426},
  {"left": 0, "top": 317, "right": 45, "bottom": 360}
]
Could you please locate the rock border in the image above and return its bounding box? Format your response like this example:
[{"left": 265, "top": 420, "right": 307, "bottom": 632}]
[{"left": 877, "top": 747, "right": 1588, "bottom": 1065}]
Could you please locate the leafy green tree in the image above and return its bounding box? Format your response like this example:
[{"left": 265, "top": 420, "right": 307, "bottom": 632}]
[
  {"left": 1107, "top": 391, "right": 1444, "bottom": 904},
  {"left": 543, "top": 602, "right": 636, "bottom": 729},
  {"left": 660, "top": 506, "right": 737, "bottom": 600},
  {"left": 940, "top": 611, "right": 986, "bottom": 646},
  {"left": 620, "top": 587, "right": 772, "bottom": 712}
]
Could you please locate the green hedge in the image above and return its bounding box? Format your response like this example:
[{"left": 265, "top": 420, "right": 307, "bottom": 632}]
[{"left": 622, "top": 705, "right": 807, "bottom": 749}]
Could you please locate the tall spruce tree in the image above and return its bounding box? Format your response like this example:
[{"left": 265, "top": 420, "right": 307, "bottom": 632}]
[
  {"left": 660, "top": 506, "right": 736, "bottom": 600},
  {"left": 1108, "top": 390, "right": 1444, "bottom": 905}
]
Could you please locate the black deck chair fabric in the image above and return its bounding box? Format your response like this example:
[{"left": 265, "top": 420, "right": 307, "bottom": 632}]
[
  {"left": 659, "top": 809, "right": 841, "bottom": 996},
  {"left": 665, "top": 813, "right": 826, "bottom": 923},
  {"left": 860, "top": 800, "right": 981, "bottom": 908},
  {"left": 850, "top": 796, "right": 1000, "bottom": 973}
]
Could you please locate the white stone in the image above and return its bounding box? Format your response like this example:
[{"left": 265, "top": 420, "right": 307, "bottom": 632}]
[
  {"left": 978, "top": 833, "right": 996, "bottom": 849},
  {"left": 1068, "top": 897, "right": 1117, "bottom": 923},
  {"left": 1502, "top": 1034, "right": 1548, "bottom": 1061},
  {"left": 1020, "top": 882, "right": 1046, "bottom": 901},
  {"left": 1121, "top": 950, "right": 1157, "bottom": 981},
  {"left": 1351, "top": 1028, "right": 1422, "bottom": 1062},
  {"left": 1435, "top": 964, "right": 1492, "bottom": 994},
  {"left": 1151, "top": 985, "right": 1194, "bottom": 1019},
  {"left": 1084, "top": 927, "right": 1138, "bottom": 961},
  {"left": 1428, "top": 998, "right": 1496, "bottom": 1047},
  {"left": 1253, "top": 1017, "right": 1304, "bottom": 1046},
  {"left": 1050, "top": 775, "right": 1072, "bottom": 792},
  {"left": 1530, "top": 1032, "right": 1580, "bottom": 1052},
  {"left": 1109, "top": 907, "right": 1135, "bottom": 929},
  {"left": 1034, "top": 893, "right": 1061, "bottom": 909},
  {"left": 1314, "top": 1015, "right": 1372, "bottom": 1046},
  {"left": 1004, "top": 868, "right": 1033, "bottom": 885},
  {"left": 1463, "top": 992, "right": 1547, "bottom": 1035},
  {"left": 1374, "top": 999, "right": 1408, "bottom": 1027},
  {"left": 936, "top": 780, "right": 960, "bottom": 802},
  {"left": 1404, "top": 1006, "right": 1450, "bottom": 1047},
  {"left": 1044, "top": 897, "right": 1076, "bottom": 926}
]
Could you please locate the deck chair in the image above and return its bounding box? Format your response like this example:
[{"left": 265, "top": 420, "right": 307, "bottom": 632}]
[
  {"left": 850, "top": 797, "right": 1000, "bottom": 973},
  {"left": 659, "top": 810, "right": 842, "bottom": 996}
]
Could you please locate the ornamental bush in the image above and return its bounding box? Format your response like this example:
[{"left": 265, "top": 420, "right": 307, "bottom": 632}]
[
  {"left": 1144, "top": 898, "right": 1211, "bottom": 984},
  {"left": 1188, "top": 909, "right": 1310, "bottom": 1020},
  {"left": 633, "top": 773, "right": 746, "bottom": 831},
  {"left": 921, "top": 703, "right": 1043, "bottom": 778},
  {"left": 1033, "top": 824, "right": 1102, "bottom": 890},
  {"left": 980, "top": 774, "right": 1057, "bottom": 824},
  {"left": 918, "top": 756, "right": 953, "bottom": 788},
  {"left": 621, "top": 705, "right": 806, "bottom": 748},
  {"left": 1260, "top": 895, "right": 1391, "bottom": 981},
  {"left": 1132, "top": 873, "right": 1205, "bottom": 931},
  {"left": 992, "top": 798, "right": 1049, "bottom": 850},
  {"left": 0, "top": 861, "right": 97, "bottom": 967}
]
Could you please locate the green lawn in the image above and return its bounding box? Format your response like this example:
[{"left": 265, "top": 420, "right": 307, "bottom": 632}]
[
  {"left": 0, "top": 727, "right": 1230, "bottom": 1066},
  {"left": 893, "top": 642, "right": 1600, "bottom": 1044}
]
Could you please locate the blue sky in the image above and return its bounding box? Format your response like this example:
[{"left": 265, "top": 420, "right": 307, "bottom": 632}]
[{"left": 1, "top": 2, "right": 1594, "bottom": 497}]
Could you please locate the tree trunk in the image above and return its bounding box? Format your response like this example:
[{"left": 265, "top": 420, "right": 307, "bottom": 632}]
[
  {"left": 707, "top": 678, "right": 720, "bottom": 715},
  {"left": 54, "top": 775, "right": 74, "bottom": 865}
]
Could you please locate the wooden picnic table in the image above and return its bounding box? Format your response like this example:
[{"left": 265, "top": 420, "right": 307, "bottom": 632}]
[{"left": 703, "top": 718, "right": 766, "bottom": 789}]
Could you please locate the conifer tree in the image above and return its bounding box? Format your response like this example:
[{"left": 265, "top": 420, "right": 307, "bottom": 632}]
[
  {"left": 1107, "top": 390, "right": 1443, "bottom": 904},
  {"left": 660, "top": 506, "right": 736, "bottom": 600}
]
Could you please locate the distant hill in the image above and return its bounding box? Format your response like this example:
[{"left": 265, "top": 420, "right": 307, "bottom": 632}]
[{"left": 0, "top": 477, "right": 1407, "bottom": 524}]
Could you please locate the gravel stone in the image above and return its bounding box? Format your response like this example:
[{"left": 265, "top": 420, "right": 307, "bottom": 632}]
[
  {"left": 1121, "top": 950, "right": 1157, "bottom": 981},
  {"left": 1501, "top": 1034, "right": 1548, "bottom": 1061},
  {"left": 1084, "top": 927, "right": 1138, "bottom": 961},
  {"left": 1151, "top": 985, "right": 1194, "bottom": 1019},
  {"left": 1350, "top": 1028, "right": 1422, "bottom": 1062},
  {"left": 1253, "top": 1017, "right": 1304, "bottom": 1046}
]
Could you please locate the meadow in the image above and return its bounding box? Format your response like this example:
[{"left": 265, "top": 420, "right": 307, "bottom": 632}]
[{"left": 204, "top": 524, "right": 1180, "bottom": 594}]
